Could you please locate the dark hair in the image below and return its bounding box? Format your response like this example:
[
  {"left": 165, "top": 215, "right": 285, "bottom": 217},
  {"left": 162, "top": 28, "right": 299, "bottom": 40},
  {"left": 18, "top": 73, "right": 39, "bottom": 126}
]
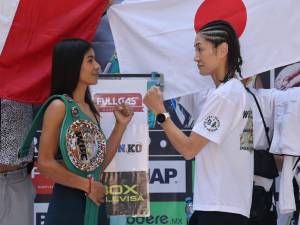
[
  {"left": 198, "top": 20, "right": 243, "bottom": 82},
  {"left": 51, "top": 38, "right": 99, "bottom": 116}
]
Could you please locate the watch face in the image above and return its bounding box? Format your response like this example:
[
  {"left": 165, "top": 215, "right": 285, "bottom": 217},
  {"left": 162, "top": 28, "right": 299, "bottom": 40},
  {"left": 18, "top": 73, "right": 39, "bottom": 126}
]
[{"left": 156, "top": 113, "right": 165, "bottom": 123}]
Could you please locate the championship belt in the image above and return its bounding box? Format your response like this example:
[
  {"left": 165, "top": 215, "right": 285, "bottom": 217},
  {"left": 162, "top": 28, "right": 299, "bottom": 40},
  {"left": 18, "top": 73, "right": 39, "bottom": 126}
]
[{"left": 19, "top": 94, "right": 106, "bottom": 225}]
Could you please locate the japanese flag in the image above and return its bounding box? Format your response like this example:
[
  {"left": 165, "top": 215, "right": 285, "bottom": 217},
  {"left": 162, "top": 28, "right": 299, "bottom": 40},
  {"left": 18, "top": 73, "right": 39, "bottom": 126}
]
[{"left": 108, "top": 0, "right": 300, "bottom": 99}]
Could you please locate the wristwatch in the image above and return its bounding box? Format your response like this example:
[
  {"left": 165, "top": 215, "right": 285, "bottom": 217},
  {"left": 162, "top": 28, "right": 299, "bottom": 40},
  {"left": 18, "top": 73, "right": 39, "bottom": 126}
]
[{"left": 156, "top": 112, "right": 170, "bottom": 124}]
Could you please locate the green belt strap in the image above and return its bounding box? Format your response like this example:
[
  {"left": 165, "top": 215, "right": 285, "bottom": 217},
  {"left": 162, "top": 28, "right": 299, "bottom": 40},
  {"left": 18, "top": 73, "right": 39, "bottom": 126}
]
[{"left": 19, "top": 94, "right": 102, "bottom": 225}]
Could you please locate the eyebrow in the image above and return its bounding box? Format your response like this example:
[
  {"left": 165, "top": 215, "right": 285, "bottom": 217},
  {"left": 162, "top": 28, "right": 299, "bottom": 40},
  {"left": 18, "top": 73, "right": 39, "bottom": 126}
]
[{"left": 87, "top": 55, "right": 94, "bottom": 59}]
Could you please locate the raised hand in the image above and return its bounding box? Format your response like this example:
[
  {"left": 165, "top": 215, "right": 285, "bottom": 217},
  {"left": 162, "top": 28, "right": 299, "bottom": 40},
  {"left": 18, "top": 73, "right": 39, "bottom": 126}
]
[
  {"left": 143, "top": 86, "right": 166, "bottom": 115},
  {"left": 113, "top": 104, "right": 134, "bottom": 126}
]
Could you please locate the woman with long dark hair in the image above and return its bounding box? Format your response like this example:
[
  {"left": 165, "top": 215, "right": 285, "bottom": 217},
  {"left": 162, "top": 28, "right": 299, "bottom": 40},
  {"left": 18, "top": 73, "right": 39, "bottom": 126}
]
[
  {"left": 143, "top": 20, "right": 253, "bottom": 225},
  {"left": 36, "top": 38, "right": 133, "bottom": 225}
]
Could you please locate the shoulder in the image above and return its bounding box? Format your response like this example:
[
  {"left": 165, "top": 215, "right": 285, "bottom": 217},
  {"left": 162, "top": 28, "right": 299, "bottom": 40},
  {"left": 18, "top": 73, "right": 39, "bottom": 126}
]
[
  {"left": 213, "top": 79, "right": 246, "bottom": 105},
  {"left": 216, "top": 78, "right": 244, "bottom": 94},
  {"left": 251, "top": 88, "right": 278, "bottom": 105},
  {"left": 46, "top": 99, "right": 66, "bottom": 113},
  {"left": 43, "top": 99, "right": 66, "bottom": 122}
]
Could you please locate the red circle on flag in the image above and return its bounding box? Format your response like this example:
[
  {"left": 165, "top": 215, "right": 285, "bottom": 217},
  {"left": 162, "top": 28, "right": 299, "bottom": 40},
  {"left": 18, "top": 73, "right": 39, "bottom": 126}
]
[{"left": 194, "top": 0, "right": 247, "bottom": 37}]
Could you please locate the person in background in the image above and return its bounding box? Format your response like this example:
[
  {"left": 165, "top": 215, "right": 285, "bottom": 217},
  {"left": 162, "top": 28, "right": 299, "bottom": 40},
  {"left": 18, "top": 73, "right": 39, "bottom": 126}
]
[
  {"left": 0, "top": 100, "right": 35, "bottom": 225},
  {"left": 274, "top": 62, "right": 300, "bottom": 225},
  {"left": 242, "top": 76, "right": 279, "bottom": 225}
]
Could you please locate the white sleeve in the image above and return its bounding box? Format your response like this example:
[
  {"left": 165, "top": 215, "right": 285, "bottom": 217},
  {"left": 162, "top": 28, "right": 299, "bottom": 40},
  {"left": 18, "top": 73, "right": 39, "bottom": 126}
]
[
  {"left": 251, "top": 88, "right": 275, "bottom": 149},
  {"left": 270, "top": 89, "right": 300, "bottom": 155},
  {"left": 279, "top": 89, "right": 300, "bottom": 155},
  {"left": 279, "top": 156, "right": 297, "bottom": 214},
  {"left": 192, "top": 92, "right": 244, "bottom": 145},
  {"left": 269, "top": 90, "right": 284, "bottom": 154}
]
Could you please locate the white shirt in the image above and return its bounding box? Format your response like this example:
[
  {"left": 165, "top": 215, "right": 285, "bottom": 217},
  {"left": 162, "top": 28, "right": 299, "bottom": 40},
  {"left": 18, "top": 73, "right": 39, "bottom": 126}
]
[
  {"left": 249, "top": 88, "right": 277, "bottom": 150},
  {"left": 270, "top": 87, "right": 300, "bottom": 156},
  {"left": 248, "top": 88, "right": 278, "bottom": 191},
  {"left": 192, "top": 78, "right": 254, "bottom": 218},
  {"left": 279, "top": 155, "right": 300, "bottom": 214}
]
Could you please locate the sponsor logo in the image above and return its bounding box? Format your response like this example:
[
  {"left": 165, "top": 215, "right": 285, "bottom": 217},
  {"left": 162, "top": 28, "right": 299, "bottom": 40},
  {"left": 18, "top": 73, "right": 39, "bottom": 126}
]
[
  {"left": 203, "top": 115, "right": 220, "bottom": 132},
  {"left": 127, "top": 202, "right": 185, "bottom": 225},
  {"left": 127, "top": 215, "right": 183, "bottom": 225},
  {"left": 127, "top": 215, "right": 169, "bottom": 225},
  {"left": 118, "top": 143, "right": 143, "bottom": 153},
  {"left": 102, "top": 171, "right": 148, "bottom": 215},
  {"left": 31, "top": 162, "right": 54, "bottom": 195},
  {"left": 150, "top": 168, "right": 177, "bottom": 184},
  {"left": 105, "top": 184, "right": 145, "bottom": 203},
  {"left": 149, "top": 161, "right": 186, "bottom": 193},
  {"left": 94, "top": 93, "right": 143, "bottom": 112}
]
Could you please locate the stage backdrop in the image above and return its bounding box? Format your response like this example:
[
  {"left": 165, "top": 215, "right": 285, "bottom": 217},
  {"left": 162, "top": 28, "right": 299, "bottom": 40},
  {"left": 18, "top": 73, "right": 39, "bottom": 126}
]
[{"left": 32, "top": 62, "right": 299, "bottom": 225}]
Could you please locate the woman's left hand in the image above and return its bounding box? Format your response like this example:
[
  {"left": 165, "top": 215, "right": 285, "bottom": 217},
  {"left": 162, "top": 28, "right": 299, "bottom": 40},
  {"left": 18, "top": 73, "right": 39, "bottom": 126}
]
[{"left": 113, "top": 104, "right": 134, "bottom": 126}]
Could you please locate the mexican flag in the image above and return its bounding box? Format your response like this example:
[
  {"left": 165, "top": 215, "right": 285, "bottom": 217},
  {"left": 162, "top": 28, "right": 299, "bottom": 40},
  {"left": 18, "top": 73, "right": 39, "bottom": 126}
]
[{"left": 0, "top": 0, "right": 108, "bottom": 103}]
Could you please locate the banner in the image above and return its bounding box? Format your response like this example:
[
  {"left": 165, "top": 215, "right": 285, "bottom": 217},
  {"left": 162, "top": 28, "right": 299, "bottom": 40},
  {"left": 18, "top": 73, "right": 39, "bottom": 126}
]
[
  {"left": 108, "top": 0, "right": 300, "bottom": 99},
  {"left": 0, "top": 0, "right": 108, "bottom": 103},
  {"left": 90, "top": 79, "right": 150, "bottom": 216}
]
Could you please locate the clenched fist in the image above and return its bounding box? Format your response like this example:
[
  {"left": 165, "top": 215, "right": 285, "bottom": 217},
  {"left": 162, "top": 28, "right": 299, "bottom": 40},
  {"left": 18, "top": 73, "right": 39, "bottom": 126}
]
[
  {"left": 143, "top": 86, "right": 166, "bottom": 115},
  {"left": 113, "top": 104, "right": 134, "bottom": 126}
]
